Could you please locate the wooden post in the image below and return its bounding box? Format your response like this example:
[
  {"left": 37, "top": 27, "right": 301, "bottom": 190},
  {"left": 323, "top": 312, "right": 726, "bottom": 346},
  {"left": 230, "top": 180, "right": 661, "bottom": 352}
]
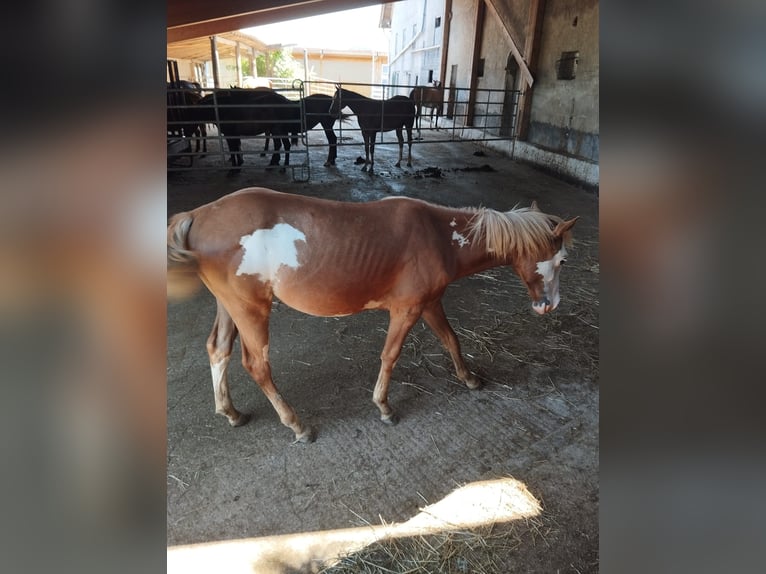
[
  {"left": 210, "top": 36, "right": 221, "bottom": 89},
  {"left": 235, "top": 42, "right": 243, "bottom": 87},
  {"left": 467, "top": 0, "right": 486, "bottom": 126}
]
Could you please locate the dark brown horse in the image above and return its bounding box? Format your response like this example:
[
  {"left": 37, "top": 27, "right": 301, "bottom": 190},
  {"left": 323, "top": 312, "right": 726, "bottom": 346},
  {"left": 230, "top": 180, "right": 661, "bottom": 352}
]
[
  {"left": 167, "top": 187, "right": 578, "bottom": 442},
  {"left": 409, "top": 81, "right": 444, "bottom": 136},
  {"left": 329, "top": 86, "right": 415, "bottom": 174},
  {"left": 194, "top": 89, "right": 299, "bottom": 169}
]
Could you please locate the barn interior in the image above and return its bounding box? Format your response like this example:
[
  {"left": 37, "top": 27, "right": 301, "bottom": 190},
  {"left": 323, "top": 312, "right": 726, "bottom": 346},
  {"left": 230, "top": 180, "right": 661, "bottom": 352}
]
[{"left": 167, "top": 1, "right": 599, "bottom": 572}]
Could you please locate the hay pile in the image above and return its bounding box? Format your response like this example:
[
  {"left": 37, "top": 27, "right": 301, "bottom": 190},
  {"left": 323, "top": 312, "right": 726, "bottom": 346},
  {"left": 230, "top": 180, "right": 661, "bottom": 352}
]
[{"left": 319, "top": 517, "right": 553, "bottom": 574}]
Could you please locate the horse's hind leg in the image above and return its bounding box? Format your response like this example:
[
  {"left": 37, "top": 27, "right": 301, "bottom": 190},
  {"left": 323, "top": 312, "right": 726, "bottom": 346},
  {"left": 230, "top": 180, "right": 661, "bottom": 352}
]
[
  {"left": 421, "top": 300, "right": 480, "bottom": 389},
  {"left": 406, "top": 126, "right": 413, "bottom": 167},
  {"left": 372, "top": 307, "right": 422, "bottom": 424},
  {"left": 238, "top": 304, "right": 313, "bottom": 443},
  {"left": 207, "top": 301, "right": 250, "bottom": 427},
  {"left": 395, "top": 128, "right": 403, "bottom": 168}
]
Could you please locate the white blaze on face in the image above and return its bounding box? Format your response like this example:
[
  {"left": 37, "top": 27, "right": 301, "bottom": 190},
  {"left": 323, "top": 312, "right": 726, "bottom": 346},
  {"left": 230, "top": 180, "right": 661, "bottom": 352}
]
[
  {"left": 534, "top": 246, "right": 567, "bottom": 313},
  {"left": 236, "top": 223, "right": 307, "bottom": 281}
]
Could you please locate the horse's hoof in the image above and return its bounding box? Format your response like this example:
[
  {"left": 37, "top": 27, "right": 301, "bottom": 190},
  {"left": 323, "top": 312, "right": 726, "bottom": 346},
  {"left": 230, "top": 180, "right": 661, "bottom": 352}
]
[
  {"left": 293, "top": 427, "right": 315, "bottom": 444},
  {"left": 381, "top": 412, "right": 399, "bottom": 425},
  {"left": 228, "top": 412, "right": 251, "bottom": 427},
  {"left": 395, "top": 161, "right": 401, "bottom": 168},
  {"left": 465, "top": 376, "right": 482, "bottom": 390},
  {"left": 407, "top": 162, "right": 412, "bottom": 167}
]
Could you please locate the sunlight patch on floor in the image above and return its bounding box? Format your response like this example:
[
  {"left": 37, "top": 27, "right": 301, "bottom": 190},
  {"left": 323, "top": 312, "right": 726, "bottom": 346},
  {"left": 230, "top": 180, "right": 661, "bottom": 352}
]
[{"left": 167, "top": 477, "right": 541, "bottom": 574}]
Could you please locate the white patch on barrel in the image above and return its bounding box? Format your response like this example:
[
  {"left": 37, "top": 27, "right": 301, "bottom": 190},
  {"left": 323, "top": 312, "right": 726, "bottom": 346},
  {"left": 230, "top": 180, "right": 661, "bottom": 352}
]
[
  {"left": 236, "top": 223, "right": 307, "bottom": 280},
  {"left": 450, "top": 218, "right": 457, "bottom": 227},
  {"left": 452, "top": 231, "right": 470, "bottom": 248}
]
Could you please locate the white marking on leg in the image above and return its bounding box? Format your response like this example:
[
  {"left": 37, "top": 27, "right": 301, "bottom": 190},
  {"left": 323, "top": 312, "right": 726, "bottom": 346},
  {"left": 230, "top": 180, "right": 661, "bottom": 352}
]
[
  {"left": 452, "top": 230, "right": 470, "bottom": 248},
  {"left": 210, "top": 358, "right": 229, "bottom": 411},
  {"left": 236, "top": 223, "right": 307, "bottom": 280}
]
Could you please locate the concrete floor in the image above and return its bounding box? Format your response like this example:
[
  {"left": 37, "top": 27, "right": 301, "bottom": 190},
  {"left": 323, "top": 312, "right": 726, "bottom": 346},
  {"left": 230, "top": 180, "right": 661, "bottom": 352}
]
[{"left": 167, "top": 122, "right": 599, "bottom": 571}]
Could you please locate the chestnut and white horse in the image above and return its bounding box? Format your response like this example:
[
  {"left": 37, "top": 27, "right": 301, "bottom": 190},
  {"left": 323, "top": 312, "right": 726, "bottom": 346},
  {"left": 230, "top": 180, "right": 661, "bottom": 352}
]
[{"left": 168, "top": 187, "right": 577, "bottom": 442}]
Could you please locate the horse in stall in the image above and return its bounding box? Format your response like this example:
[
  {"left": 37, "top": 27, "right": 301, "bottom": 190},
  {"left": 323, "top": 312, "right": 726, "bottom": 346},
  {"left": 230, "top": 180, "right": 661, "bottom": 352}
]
[
  {"left": 409, "top": 81, "right": 444, "bottom": 137},
  {"left": 167, "top": 187, "right": 578, "bottom": 442},
  {"left": 194, "top": 89, "right": 299, "bottom": 169},
  {"left": 329, "top": 86, "right": 415, "bottom": 173},
  {"left": 167, "top": 81, "right": 208, "bottom": 157}
]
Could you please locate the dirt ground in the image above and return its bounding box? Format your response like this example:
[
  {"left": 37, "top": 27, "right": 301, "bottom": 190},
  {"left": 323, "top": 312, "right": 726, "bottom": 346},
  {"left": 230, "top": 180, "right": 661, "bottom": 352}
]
[{"left": 167, "top": 124, "right": 599, "bottom": 572}]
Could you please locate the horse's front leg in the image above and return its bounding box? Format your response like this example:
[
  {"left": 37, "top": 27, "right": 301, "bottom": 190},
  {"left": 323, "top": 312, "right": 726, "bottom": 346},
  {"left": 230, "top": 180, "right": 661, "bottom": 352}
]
[
  {"left": 237, "top": 302, "right": 314, "bottom": 443},
  {"left": 324, "top": 127, "right": 337, "bottom": 166},
  {"left": 373, "top": 307, "right": 423, "bottom": 423},
  {"left": 261, "top": 132, "right": 270, "bottom": 157},
  {"left": 422, "top": 299, "right": 480, "bottom": 389},
  {"left": 282, "top": 137, "right": 291, "bottom": 171},
  {"left": 227, "top": 137, "right": 242, "bottom": 167},
  {"left": 368, "top": 138, "right": 375, "bottom": 175},
  {"left": 361, "top": 134, "right": 370, "bottom": 172},
  {"left": 268, "top": 133, "right": 282, "bottom": 167}
]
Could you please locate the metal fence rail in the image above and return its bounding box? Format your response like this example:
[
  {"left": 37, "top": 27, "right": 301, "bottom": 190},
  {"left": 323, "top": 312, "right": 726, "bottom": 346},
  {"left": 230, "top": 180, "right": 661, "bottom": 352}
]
[{"left": 167, "top": 80, "right": 520, "bottom": 180}]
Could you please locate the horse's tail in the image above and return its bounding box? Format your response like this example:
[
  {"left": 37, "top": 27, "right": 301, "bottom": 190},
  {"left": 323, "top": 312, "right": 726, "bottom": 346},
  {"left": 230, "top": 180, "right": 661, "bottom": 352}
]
[
  {"left": 338, "top": 112, "right": 353, "bottom": 125},
  {"left": 167, "top": 212, "right": 203, "bottom": 300}
]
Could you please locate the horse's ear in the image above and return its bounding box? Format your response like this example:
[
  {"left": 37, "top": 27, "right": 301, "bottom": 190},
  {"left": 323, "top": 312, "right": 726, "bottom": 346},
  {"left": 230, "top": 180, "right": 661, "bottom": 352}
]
[
  {"left": 552, "top": 217, "right": 579, "bottom": 238},
  {"left": 530, "top": 200, "right": 540, "bottom": 211}
]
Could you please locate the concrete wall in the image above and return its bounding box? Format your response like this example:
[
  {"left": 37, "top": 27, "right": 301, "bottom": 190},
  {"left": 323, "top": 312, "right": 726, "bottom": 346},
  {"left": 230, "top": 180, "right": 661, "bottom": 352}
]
[
  {"left": 446, "top": 0, "right": 598, "bottom": 184},
  {"left": 527, "top": 0, "right": 599, "bottom": 162}
]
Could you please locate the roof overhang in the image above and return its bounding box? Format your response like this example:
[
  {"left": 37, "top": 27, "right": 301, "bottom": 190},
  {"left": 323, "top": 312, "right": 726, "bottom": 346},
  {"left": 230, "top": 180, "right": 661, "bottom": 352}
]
[{"left": 167, "top": 0, "right": 400, "bottom": 43}]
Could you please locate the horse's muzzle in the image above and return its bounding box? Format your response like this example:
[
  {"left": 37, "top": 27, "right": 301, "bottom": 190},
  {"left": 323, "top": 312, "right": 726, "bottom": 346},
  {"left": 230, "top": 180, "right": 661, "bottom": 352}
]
[{"left": 532, "top": 296, "right": 556, "bottom": 315}]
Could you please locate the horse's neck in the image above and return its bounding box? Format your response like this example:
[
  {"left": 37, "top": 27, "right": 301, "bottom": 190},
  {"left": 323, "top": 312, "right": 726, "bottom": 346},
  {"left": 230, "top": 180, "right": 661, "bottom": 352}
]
[{"left": 439, "top": 209, "right": 509, "bottom": 279}]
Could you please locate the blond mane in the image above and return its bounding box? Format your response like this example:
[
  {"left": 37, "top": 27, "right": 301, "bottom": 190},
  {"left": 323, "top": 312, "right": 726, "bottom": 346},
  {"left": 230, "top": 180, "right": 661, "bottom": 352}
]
[{"left": 466, "top": 207, "right": 566, "bottom": 260}]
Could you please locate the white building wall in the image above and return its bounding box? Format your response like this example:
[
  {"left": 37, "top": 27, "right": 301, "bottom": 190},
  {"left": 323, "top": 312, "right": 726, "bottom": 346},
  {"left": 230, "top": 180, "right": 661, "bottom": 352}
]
[{"left": 386, "top": 0, "right": 447, "bottom": 95}]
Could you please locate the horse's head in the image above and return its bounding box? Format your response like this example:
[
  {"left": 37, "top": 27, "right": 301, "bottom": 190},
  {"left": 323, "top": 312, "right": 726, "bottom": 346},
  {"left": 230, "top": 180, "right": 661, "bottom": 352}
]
[
  {"left": 328, "top": 84, "right": 343, "bottom": 118},
  {"left": 514, "top": 205, "right": 578, "bottom": 315}
]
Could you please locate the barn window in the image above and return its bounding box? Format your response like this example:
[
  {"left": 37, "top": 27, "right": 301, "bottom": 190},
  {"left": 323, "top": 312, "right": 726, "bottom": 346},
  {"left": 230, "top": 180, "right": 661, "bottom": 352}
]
[
  {"left": 477, "top": 58, "right": 485, "bottom": 77},
  {"left": 556, "top": 51, "right": 579, "bottom": 80},
  {"left": 428, "top": 69, "right": 433, "bottom": 83},
  {"left": 435, "top": 17, "right": 441, "bottom": 28}
]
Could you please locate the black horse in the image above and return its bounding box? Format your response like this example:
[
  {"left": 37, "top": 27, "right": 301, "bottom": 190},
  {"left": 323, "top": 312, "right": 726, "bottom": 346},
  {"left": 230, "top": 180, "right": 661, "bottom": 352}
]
[
  {"left": 329, "top": 86, "right": 415, "bottom": 174},
  {"left": 194, "top": 89, "right": 300, "bottom": 168},
  {"left": 167, "top": 81, "right": 208, "bottom": 157}
]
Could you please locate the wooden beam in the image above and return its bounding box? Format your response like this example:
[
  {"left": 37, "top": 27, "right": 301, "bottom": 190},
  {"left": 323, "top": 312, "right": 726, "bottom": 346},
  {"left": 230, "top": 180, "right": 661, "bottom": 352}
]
[
  {"left": 437, "top": 0, "right": 452, "bottom": 86},
  {"left": 466, "top": 0, "right": 486, "bottom": 126},
  {"left": 517, "top": 0, "right": 546, "bottom": 139},
  {"left": 484, "top": 0, "right": 533, "bottom": 87}
]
